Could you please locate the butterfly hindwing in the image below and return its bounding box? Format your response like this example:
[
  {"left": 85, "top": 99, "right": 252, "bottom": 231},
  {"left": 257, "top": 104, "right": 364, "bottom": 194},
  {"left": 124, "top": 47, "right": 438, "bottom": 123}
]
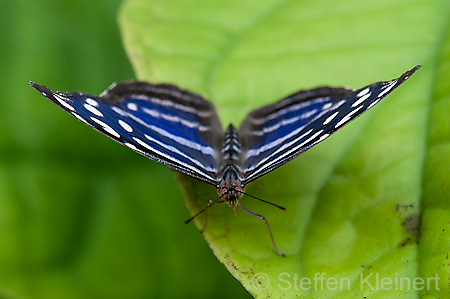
[
  {"left": 239, "top": 65, "right": 421, "bottom": 185},
  {"left": 29, "top": 81, "right": 223, "bottom": 186}
]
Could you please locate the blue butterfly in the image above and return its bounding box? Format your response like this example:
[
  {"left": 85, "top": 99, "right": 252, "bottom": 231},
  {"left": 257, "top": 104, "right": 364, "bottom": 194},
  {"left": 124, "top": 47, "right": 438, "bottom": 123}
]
[{"left": 29, "top": 65, "right": 421, "bottom": 256}]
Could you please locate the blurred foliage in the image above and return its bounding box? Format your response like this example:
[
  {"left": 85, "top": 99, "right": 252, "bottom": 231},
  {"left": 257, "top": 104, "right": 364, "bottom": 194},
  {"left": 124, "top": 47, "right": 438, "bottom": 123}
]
[{"left": 0, "top": 0, "right": 250, "bottom": 298}]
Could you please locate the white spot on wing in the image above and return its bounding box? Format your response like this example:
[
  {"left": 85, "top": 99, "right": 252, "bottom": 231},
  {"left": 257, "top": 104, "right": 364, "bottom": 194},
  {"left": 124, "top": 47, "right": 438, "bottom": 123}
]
[
  {"left": 71, "top": 112, "right": 88, "bottom": 124},
  {"left": 90, "top": 117, "right": 121, "bottom": 138},
  {"left": 253, "top": 116, "right": 301, "bottom": 136},
  {"left": 323, "top": 111, "right": 339, "bottom": 125},
  {"left": 333, "top": 99, "right": 346, "bottom": 109},
  {"left": 133, "top": 137, "right": 153, "bottom": 151},
  {"left": 112, "top": 107, "right": 126, "bottom": 115},
  {"left": 118, "top": 119, "right": 133, "bottom": 132},
  {"left": 161, "top": 113, "right": 180, "bottom": 122},
  {"left": 378, "top": 80, "right": 397, "bottom": 98},
  {"left": 335, "top": 105, "right": 364, "bottom": 128},
  {"left": 318, "top": 133, "right": 330, "bottom": 142},
  {"left": 299, "top": 109, "right": 318, "bottom": 120},
  {"left": 86, "top": 98, "right": 98, "bottom": 107},
  {"left": 322, "top": 102, "right": 333, "bottom": 110},
  {"left": 356, "top": 88, "right": 370, "bottom": 98},
  {"left": 127, "top": 103, "right": 138, "bottom": 111},
  {"left": 84, "top": 103, "right": 104, "bottom": 117},
  {"left": 124, "top": 142, "right": 137, "bottom": 150},
  {"left": 141, "top": 108, "right": 208, "bottom": 131},
  {"left": 142, "top": 107, "right": 160, "bottom": 118},
  {"left": 53, "top": 94, "right": 75, "bottom": 111},
  {"left": 351, "top": 92, "right": 371, "bottom": 108},
  {"left": 367, "top": 99, "right": 381, "bottom": 109}
]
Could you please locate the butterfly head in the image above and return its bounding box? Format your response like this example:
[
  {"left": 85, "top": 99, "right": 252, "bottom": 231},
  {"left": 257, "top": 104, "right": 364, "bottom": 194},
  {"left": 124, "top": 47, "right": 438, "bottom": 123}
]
[{"left": 217, "top": 180, "right": 245, "bottom": 216}]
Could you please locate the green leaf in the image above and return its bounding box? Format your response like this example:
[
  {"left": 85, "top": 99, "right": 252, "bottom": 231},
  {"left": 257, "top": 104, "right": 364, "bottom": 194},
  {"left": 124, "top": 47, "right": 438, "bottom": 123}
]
[{"left": 120, "top": 0, "right": 450, "bottom": 297}]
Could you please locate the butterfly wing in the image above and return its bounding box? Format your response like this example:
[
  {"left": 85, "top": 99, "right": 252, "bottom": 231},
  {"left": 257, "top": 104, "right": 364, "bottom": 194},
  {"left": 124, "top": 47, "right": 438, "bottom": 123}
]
[
  {"left": 29, "top": 81, "right": 224, "bottom": 186},
  {"left": 239, "top": 65, "right": 421, "bottom": 185}
]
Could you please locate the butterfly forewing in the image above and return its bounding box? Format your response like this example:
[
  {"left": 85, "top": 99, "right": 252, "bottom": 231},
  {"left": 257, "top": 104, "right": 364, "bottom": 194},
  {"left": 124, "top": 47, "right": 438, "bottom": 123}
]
[
  {"left": 239, "top": 87, "right": 353, "bottom": 184},
  {"left": 29, "top": 81, "right": 223, "bottom": 186},
  {"left": 30, "top": 65, "right": 421, "bottom": 188},
  {"left": 239, "top": 65, "right": 421, "bottom": 185}
]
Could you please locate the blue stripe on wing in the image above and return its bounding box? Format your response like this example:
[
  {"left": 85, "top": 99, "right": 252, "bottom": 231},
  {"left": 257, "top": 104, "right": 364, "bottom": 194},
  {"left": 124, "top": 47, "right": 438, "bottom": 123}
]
[
  {"left": 241, "top": 93, "right": 348, "bottom": 171},
  {"left": 29, "top": 82, "right": 223, "bottom": 186},
  {"left": 239, "top": 65, "right": 421, "bottom": 185}
]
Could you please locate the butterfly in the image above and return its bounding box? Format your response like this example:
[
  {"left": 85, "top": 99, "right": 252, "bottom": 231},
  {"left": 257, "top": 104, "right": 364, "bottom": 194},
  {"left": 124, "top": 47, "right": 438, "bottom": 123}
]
[{"left": 29, "top": 65, "right": 421, "bottom": 256}]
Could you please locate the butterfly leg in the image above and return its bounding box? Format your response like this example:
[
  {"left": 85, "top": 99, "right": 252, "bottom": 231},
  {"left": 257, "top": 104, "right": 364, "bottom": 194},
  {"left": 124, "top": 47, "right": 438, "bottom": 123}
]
[
  {"left": 199, "top": 198, "right": 226, "bottom": 233},
  {"left": 200, "top": 199, "right": 215, "bottom": 233},
  {"left": 237, "top": 202, "right": 286, "bottom": 257}
]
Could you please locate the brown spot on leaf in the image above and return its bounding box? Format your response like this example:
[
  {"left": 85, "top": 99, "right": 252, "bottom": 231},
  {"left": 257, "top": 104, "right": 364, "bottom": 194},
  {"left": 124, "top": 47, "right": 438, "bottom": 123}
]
[
  {"left": 402, "top": 213, "right": 421, "bottom": 236},
  {"left": 396, "top": 203, "right": 414, "bottom": 211}
]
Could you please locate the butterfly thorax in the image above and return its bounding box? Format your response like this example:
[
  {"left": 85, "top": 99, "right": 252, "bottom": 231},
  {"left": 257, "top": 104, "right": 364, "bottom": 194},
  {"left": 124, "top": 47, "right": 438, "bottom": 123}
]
[{"left": 217, "top": 125, "right": 245, "bottom": 206}]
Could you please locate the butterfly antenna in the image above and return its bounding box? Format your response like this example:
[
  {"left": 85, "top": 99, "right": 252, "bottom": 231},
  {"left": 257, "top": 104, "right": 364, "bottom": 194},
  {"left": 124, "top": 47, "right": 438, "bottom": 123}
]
[
  {"left": 184, "top": 194, "right": 224, "bottom": 225},
  {"left": 236, "top": 190, "right": 286, "bottom": 211}
]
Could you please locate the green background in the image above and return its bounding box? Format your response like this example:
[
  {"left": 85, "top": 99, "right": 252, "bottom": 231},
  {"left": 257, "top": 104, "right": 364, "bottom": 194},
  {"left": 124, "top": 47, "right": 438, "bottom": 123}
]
[{"left": 0, "top": 0, "right": 248, "bottom": 298}]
